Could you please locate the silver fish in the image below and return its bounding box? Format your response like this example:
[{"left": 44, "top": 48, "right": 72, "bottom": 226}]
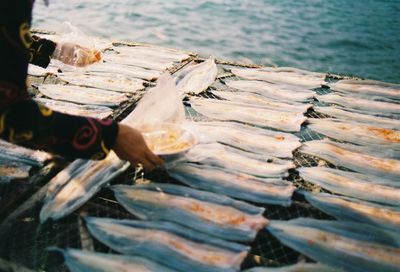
[
  {"left": 299, "top": 167, "right": 400, "bottom": 205},
  {"left": 225, "top": 80, "right": 314, "bottom": 102},
  {"left": 212, "top": 90, "right": 312, "bottom": 113},
  {"left": 38, "top": 84, "right": 129, "bottom": 107},
  {"left": 58, "top": 73, "right": 145, "bottom": 93},
  {"left": 188, "top": 121, "right": 301, "bottom": 158},
  {"left": 85, "top": 217, "right": 249, "bottom": 272},
  {"left": 52, "top": 248, "right": 175, "bottom": 272},
  {"left": 0, "top": 139, "right": 51, "bottom": 167},
  {"left": 85, "top": 63, "right": 161, "bottom": 81},
  {"left": 0, "top": 160, "right": 31, "bottom": 183},
  {"left": 314, "top": 106, "right": 400, "bottom": 130},
  {"left": 174, "top": 58, "right": 218, "bottom": 95},
  {"left": 103, "top": 53, "right": 173, "bottom": 71},
  {"left": 40, "top": 152, "right": 129, "bottom": 222},
  {"left": 243, "top": 263, "right": 341, "bottom": 272},
  {"left": 112, "top": 183, "right": 267, "bottom": 242},
  {"left": 304, "top": 192, "right": 400, "bottom": 232},
  {"left": 300, "top": 140, "right": 400, "bottom": 181},
  {"left": 317, "top": 93, "right": 400, "bottom": 117},
  {"left": 268, "top": 218, "right": 400, "bottom": 272},
  {"left": 184, "top": 143, "right": 295, "bottom": 178},
  {"left": 28, "top": 63, "right": 59, "bottom": 76},
  {"left": 231, "top": 67, "right": 326, "bottom": 89},
  {"left": 35, "top": 98, "right": 113, "bottom": 119},
  {"left": 168, "top": 163, "right": 295, "bottom": 206},
  {"left": 114, "top": 45, "right": 192, "bottom": 63},
  {"left": 190, "top": 99, "right": 307, "bottom": 132}
]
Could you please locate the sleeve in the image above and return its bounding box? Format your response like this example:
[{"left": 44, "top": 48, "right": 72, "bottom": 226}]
[
  {"left": 28, "top": 34, "right": 57, "bottom": 68},
  {"left": 0, "top": 0, "right": 119, "bottom": 161}
]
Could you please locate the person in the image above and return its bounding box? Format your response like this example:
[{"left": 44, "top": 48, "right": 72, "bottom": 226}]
[{"left": 0, "top": 1, "right": 164, "bottom": 171}]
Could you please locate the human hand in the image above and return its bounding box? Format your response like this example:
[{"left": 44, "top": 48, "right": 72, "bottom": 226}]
[
  {"left": 113, "top": 124, "right": 164, "bottom": 172},
  {"left": 52, "top": 42, "right": 101, "bottom": 67}
]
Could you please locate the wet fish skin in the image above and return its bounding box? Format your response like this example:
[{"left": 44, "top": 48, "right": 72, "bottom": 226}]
[
  {"left": 0, "top": 140, "right": 51, "bottom": 167},
  {"left": 51, "top": 248, "right": 175, "bottom": 272},
  {"left": 85, "top": 217, "right": 249, "bottom": 272},
  {"left": 243, "top": 263, "right": 341, "bottom": 272},
  {"left": 167, "top": 163, "right": 295, "bottom": 206},
  {"left": 268, "top": 218, "right": 400, "bottom": 272},
  {"left": 0, "top": 161, "right": 31, "bottom": 183},
  {"left": 112, "top": 183, "right": 267, "bottom": 242},
  {"left": 298, "top": 167, "right": 400, "bottom": 205},
  {"left": 303, "top": 192, "right": 400, "bottom": 232}
]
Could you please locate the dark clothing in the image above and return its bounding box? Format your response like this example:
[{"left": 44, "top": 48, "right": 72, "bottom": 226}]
[{"left": 0, "top": 0, "right": 118, "bottom": 160}]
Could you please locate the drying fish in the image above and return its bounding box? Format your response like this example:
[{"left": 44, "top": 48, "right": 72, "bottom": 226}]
[
  {"left": 52, "top": 248, "right": 175, "bottom": 272},
  {"left": 85, "top": 217, "right": 249, "bottom": 272},
  {"left": 314, "top": 106, "right": 400, "bottom": 130},
  {"left": 190, "top": 99, "right": 307, "bottom": 132},
  {"left": 35, "top": 98, "right": 113, "bottom": 119},
  {"left": 114, "top": 45, "right": 192, "bottom": 63},
  {"left": 268, "top": 218, "right": 400, "bottom": 272},
  {"left": 317, "top": 93, "right": 400, "bottom": 117},
  {"left": 307, "top": 118, "right": 400, "bottom": 150},
  {"left": 299, "top": 167, "right": 400, "bottom": 205},
  {"left": 303, "top": 192, "right": 400, "bottom": 232},
  {"left": 38, "top": 84, "right": 129, "bottom": 107},
  {"left": 112, "top": 183, "right": 267, "bottom": 242},
  {"left": 184, "top": 143, "right": 295, "bottom": 178},
  {"left": 85, "top": 63, "right": 161, "bottom": 81},
  {"left": 244, "top": 263, "right": 341, "bottom": 272},
  {"left": 40, "top": 153, "right": 129, "bottom": 222},
  {"left": 231, "top": 67, "right": 326, "bottom": 89},
  {"left": 329, "top": 79, "right": 400, "bottom": 101},
  {"left": 0, "top": 140, "right": 51, "bottom": 167},
  {"left": 58, "top": 73, "right": 145, "bottom": 93},
  {"left": 28, "top": 63, "right": 59, "bottom": 76},
  {"left": 103, "top": 53, "right": 173, "bottom": 71},
  {"left": 212, "top": 90, "right": 312, "bottom": 113},
  {"left": 167, "top": 163, "right": 295, "bottom": 206},
  {"left": 225, "top": 80, "right": 314, "bottom": 102},
  {"left": 189, "top": 121, "right": 301, "bottom": 158},
  {"left": 301, "top": 140, "right": 400, "bottom": 180},
  {"left": 174, "top": 58, "right": 218, "bottom": 95},
  {"left": 0, "top": 160, "right": 31, "bottom": 183}
]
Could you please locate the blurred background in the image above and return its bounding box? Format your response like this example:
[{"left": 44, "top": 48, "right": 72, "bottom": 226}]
[{"left": 33, "top": 0, "right": 400, "bottom": 83}]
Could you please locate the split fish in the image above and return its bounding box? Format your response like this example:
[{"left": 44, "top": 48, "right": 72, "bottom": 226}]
[
  {"left": 225, "top": 80, "right": 314, "bottom": 102},
  {"left": 38, "top": 84, "right": 129, "bottom": 107},
  {"left": 85, "top": 217, "right": 249, "bottom": 272},
  {"left": 167, "top": 163, "right": 295, "bottom": 206},
  {"left": 231, "top": 67, "right": 326, "bottom": 89},
  {"left": 190, "top": 98, "right": 307, "bottom": 132},
  {"left": 243, "top": 263, "right": 341, "bottom": 272},
  {"left": 103, "top": 53, "right": 174, "bottom": 71},
  {"left": 174, "top": 58, "right": 218, "bottom": 95},
  {"left": 0, "top": 139, "right": 51, "bottom": 167},
  {"left": 85, "top": 63, "right": 161, "bottom": 81},
  {"left": 114, "top": 45, "right": 192, "bottom": 63},
  {"left": 112, "top": 183, "right": 267, "bottom": 242},
  {"left": 299, "top": 167, "right": 400, "bottom": 205},
  {"left": 268, "top": 218, "right": 400, "bottom": 272},
  {"left": 0, "top": 160, "right": 31, "bottom": 183}
]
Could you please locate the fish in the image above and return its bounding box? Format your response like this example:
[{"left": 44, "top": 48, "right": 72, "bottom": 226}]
[
  {"left": 303, "top": 192, "right": 400, "bottom": 232},
  {"left": 268, "top": 218, "right": 400, "bottom": 272},
  {"left": 298, "top": 167, "right": 400, "bottom": 205},
  {"left": 231, "top": 67, "right": 326, "bottom": 89},
  {"left": 51, "top": 248, "right": 175, "bottom": 272},
  {"left": 58, "top": 73, "right": 145, "bottom": 93},
  {"left": 38, "top": 84, "right": 129, "bottom": 108},
  {"left": 103, "top": 53, "right": 174, "bottom": 71},
  {"left": 300, "top": 140, "right": 400, "bottom": 181},
  {"left": 190, "top": 99, "right": 307, "bottom": 132},
  {"left": 40, "top": 152, "right": 129, "bottom": 222},
  {"left": 0, "top": 160, "right": 31, "bottom": 183},
  {"left": 314, "top": 106, "right": 400, "bottom": 130},
  {"left": 28, "top": 63, "right": 59, "bottom": 76},
  {"left": 0, "top": 139, "right": 51, "bottom": 167},
  {"left": 307, "top": 118, "right": 400, "bottom": 151},
  {"left": 184, "top": 143, "right": 295, "bottom": 178},
  {"left": 85, "top": 217, "right": 249, "bottom": 272},
  {"left": 212, "top": 90, "right": 312, "bottom": 113},
  {"left": 114, "top": 45, "right": 192, "bottom": 63},
  {"left": 317, "top": 93, "right": 400, "bottom": 117},
  {"left": 85, "top": 62, "right": 161, "bottom": 81},
  {"left": 224, "top": 80, "right": 314, "bottom": 102},
  {"left": 112, "top": 183, "right": 268, "bottom": 242},
  {"left": 243, "top": 263, "right": 341, "bottom": 272},
  {"left": 329, "top": 79, "right": 400, "bottom": 101},
  {"left": 167, "top": 163, "right": 295, "bottom": 206},
  {"left": 35, "top": 98, "right": 113, "bottom": 119},
  {"left": 174, "top": 58, "right": 218, "bottom": 95},
  {"left": 188, "top": 121, "right": 301, "bottom": 158}
]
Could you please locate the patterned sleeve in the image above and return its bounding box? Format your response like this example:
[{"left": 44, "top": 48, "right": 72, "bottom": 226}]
[
  {"left": 0, "top": 0, "right": 119, "bottom": 161},
  {"left": 28, "top": 34, "right": 57, "bottom": 68}
]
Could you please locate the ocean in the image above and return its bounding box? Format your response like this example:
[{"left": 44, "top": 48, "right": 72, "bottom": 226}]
[{"left": 33, "top": 0, "right": 400, "bottom": 83}]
